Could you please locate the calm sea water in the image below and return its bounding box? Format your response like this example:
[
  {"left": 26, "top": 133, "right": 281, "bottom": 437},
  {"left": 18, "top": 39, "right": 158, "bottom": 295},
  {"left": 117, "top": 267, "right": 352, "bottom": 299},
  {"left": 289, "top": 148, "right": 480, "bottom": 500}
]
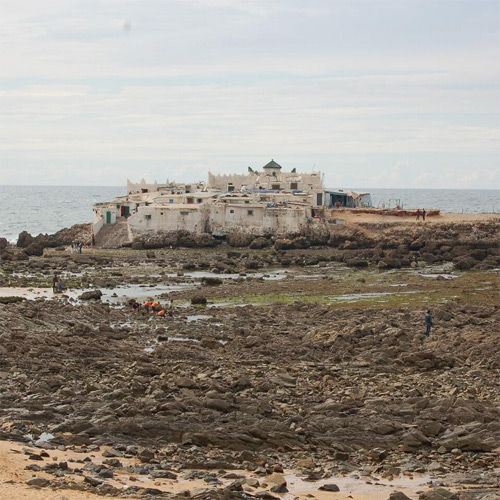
[
  {"left": 0, "top": 186, "right": 124, "bottom": 242},
  {"left": 0, "top": 185, "right": 498, "bottom": 242}
]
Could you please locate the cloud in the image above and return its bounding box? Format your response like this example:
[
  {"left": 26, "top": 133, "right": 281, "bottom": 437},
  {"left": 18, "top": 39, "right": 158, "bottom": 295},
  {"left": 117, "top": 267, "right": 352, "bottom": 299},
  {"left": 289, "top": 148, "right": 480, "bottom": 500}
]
[{"left": 0, "top": 0, "right": 498, "bottom": 188}]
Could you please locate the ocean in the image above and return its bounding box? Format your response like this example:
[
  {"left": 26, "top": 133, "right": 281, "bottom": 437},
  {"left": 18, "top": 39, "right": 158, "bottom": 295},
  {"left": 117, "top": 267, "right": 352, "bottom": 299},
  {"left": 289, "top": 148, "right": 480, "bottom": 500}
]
[{"left": 0, "top": 185, "right": 498, "bottom": 243}]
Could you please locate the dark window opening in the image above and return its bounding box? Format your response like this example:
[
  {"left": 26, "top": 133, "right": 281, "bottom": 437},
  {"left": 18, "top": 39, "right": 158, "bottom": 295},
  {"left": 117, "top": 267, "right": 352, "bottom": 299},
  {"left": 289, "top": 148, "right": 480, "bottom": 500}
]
[
  {"left": 247, "top": 210, "right": 254, "bottom": 216},
  {"left": 145, "top": 214, "right": 152, "bottom": 220},
  {"left": 229, "top": 209, "right": 234, "bottom": 214},
  {"left": 272, "top": 184, "right": 280, "bottom": 190},
  {"left": 290, "top": 182, "right": 298, "bottom": 190},
  {"left": 228, "top": 184, "right": 235, "bottom": 192},
  {"left": 141, "top": 188, "right": 148, "bottom": 193},
  {"left": 186, "top": 197, "right": 194, "bottom": 204}
]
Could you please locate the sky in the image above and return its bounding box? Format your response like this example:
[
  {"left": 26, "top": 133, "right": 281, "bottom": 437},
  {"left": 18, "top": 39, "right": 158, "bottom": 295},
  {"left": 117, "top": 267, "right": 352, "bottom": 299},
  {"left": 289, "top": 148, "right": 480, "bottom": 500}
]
[{"left": 0, "top": 0, "right": 499, "bottom": 188}]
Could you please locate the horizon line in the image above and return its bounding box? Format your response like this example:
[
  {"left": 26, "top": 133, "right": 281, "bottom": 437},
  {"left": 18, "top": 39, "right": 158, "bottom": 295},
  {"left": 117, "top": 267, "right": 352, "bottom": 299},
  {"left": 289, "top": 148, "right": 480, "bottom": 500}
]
[{"left": 0, "top": 184, "right": 499, "bottom": 191}]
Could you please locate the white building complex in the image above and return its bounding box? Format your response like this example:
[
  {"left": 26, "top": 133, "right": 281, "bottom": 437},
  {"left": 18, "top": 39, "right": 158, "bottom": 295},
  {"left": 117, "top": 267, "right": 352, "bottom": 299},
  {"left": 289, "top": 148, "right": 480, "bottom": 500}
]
[{"left": 92, "top": 160, "right": 371, "bottom": 245}]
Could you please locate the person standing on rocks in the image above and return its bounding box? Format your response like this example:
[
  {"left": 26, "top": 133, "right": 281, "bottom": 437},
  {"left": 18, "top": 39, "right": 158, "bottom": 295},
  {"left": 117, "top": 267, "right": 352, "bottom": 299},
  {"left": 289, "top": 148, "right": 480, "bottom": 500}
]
[
  {"left": 416, "top": 209, "right": 421, "bottom": 221},
  {"left": 52, "top": 273, "right": 59, "bottom": 293},
  {"left": 424, "top": 310, "right": 433, "bottom": 337},
  {"left": 422, "top": 208, "right": 426, "bottom": 221}
]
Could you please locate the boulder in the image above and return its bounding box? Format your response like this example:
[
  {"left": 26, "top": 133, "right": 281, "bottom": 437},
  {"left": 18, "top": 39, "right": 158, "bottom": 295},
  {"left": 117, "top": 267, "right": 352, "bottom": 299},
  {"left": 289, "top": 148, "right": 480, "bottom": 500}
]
[
  {"left": 79, "top": 290, "right": 103, "bottom": 301},
  {"left": 202, "top": 277, "right": 223, "bottom": 286},
  {"left": 26, "top": 477, "right": 50, "bottom": 488},
  {"left": 418, "top": 488, "right": 458, "bottom": 500},
  {"left": 389, "top": 493, "right": 412, "bottom": 500},
  {"left": 17, "top": 230, "right": 34, "bottom": 248},
  {"left": 319, "top": 484, "right": 340, "bottom": 492},
  {"left": 191, "top": 295, "right": 207, "bottom": 305}
]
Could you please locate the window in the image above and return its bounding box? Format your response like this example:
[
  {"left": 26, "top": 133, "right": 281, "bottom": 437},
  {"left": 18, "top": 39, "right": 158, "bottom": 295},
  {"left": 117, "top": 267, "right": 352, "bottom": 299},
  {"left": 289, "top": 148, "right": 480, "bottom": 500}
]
[
  {"left": 169, "top": 199, "right": 174, "bottom": 203},
  {"left": 186, "top": 197, "right": 194, "bottom": 204},
  {"left": 197, "top": 198, "right": 202, "bottom": 203},
  {"left": 229, "top": 209, "right": 234, "bottom": 214},
  {"left": 247, "top": 210, "right": 254, "bottom": 216},
  {"left": 160, "top": 212, "right": 164, "bottom": 216},
  {"left": 227, "top": 184, "right": 235, "bottom": 192},
  {"left": 316, "top": 193, "right": 323, "bottom": 206},
  {"left": 180, "top": 211, "right": 189, "bottom": 216},
  {"left": 244, "top": 200, "right": 249, "bottom": 204},
  {"left": 141, "top": 188, "right": 148, "bottom": 193},
  {"left": 145, "top": 214, "right": 152, "bottom": 220},
  {"left": 290, "top": 182, "right": 298, "bottom": 190},
  {"left": 272, "top": 184, "right": 280, "bottom": 190}
]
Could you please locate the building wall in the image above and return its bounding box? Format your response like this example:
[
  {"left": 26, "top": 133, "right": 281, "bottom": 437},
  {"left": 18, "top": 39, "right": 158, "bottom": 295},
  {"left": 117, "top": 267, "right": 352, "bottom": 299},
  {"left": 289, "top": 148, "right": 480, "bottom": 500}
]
[
  {"left": 128, "top": 205, "right": 209, "bottom": 235},
  {"left": 208, "top": 171, "right": 323, "bottom": 193},
  {"left": 127, "top": 179, "right": 206, "bottom": 195},
  {"left": 209, "top": 203, "right": 308, "bottom": 235},
  {"left": 125, "top": 201, "right": 309, "bottom": 237}
]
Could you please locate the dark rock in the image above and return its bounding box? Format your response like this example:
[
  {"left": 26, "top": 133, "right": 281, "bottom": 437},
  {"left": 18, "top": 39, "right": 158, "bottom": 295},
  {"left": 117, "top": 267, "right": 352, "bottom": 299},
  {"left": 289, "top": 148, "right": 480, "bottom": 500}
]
[
  {"left": 202, "top": 277, "right": 223, "bottom": 286},
  {"left": 84, "top": 476, "right": 103, "bottom": 487},
  {"left": 389, "top": 493, "right": 412, "bottom": 500},
  {"left": 26, "top": 477, "right": 50, "bottom": 487},
  {"left": 319, "top": 484, "right": 340, "bottom": 492},
  {"left": 191, "top": 295, "right": 207, "bottom": 305},
  {"left": 79, "top": 290, "right": 103, "bottom": 301},
  {"left": 418, "top": 488, "right": 459, "bottom": 500},
  {"left": 17, "top": 231, "right": 34, "bottom": 248},
  {"left": 0, "top": 296, "right": 24, "bottom": 304}
]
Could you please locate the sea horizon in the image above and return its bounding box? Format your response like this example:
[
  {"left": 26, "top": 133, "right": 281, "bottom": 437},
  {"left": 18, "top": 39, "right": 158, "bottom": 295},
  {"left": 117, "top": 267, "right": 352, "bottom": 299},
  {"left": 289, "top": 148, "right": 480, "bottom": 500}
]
[{"left": 1, "top": 184, "right": 499, "bottom": 191}]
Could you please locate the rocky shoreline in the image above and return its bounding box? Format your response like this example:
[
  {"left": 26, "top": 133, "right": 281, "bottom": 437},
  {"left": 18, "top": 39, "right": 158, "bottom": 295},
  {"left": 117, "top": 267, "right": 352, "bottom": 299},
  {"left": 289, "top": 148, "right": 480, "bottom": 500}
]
[{"left": 0, "top": 217, "right": 498, "bottom": 499}]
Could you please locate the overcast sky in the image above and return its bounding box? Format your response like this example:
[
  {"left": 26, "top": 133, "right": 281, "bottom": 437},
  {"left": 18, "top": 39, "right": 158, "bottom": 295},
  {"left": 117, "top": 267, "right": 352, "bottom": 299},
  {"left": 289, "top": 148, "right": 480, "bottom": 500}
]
[{"left": 0, "top": 0, "right": 499, "bottom": 188}]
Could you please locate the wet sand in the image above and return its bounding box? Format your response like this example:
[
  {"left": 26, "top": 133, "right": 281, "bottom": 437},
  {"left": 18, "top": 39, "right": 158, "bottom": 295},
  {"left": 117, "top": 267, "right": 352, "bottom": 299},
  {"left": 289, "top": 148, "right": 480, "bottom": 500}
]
[{"left": 0, "top": 440, "right": 435, "bottom": 499}]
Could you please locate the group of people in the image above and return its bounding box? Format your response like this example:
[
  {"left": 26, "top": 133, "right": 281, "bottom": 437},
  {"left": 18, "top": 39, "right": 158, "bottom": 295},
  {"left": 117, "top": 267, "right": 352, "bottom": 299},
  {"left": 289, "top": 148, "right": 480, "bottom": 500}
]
[
  {"left": 71, "top": 241, "right": 84, "bottom": 253},
  {"left": 129, "top": 298, "right": 172, "bottom": 318},
  {"left": 52, "top": 273, "right": 65, "bottom": 293},
  {"left": 415, "top": 208, "right": 427, "bottom": 221}
]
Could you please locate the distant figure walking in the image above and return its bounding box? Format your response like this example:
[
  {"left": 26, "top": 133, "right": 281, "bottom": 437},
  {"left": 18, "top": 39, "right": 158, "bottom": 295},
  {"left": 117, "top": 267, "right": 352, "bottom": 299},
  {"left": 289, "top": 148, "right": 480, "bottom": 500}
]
[
  {"left": 52, "top": 273, "right": 59, "bottom": 293},
  {"left": 424, "top": 310, "right": 433, "bottom": 337},
  {"left": 91, "top": 234, "right": 96, "bottom": 247},
  {"left": 422, "top": 208, "right": 426, "bottom": 221},
  {"left": 416, "top": 209, "right": 421, "bottom": 221}
]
